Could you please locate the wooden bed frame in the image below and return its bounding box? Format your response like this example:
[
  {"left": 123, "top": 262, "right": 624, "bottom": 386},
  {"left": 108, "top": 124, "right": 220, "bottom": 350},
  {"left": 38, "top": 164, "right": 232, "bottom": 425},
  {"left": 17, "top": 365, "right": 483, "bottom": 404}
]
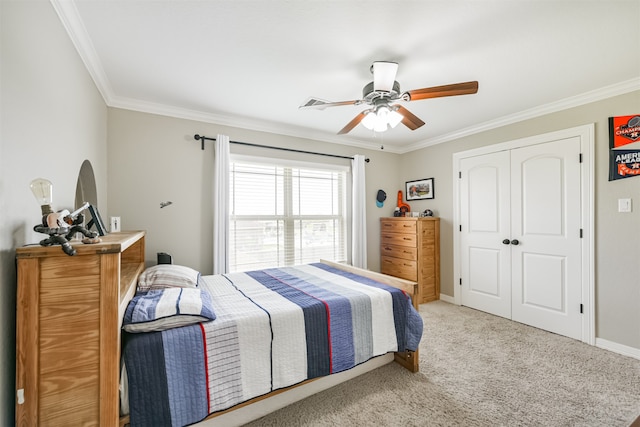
[{"left": 15, "top": 232, "right": 419, "bottom": 426}]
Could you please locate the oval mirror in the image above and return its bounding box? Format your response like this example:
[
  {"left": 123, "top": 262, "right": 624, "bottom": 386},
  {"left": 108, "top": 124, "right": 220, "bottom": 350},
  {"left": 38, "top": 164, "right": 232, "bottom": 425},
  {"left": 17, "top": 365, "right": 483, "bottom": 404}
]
[{"left": 75, "top": 160, "right": 98, "bottom": 210}]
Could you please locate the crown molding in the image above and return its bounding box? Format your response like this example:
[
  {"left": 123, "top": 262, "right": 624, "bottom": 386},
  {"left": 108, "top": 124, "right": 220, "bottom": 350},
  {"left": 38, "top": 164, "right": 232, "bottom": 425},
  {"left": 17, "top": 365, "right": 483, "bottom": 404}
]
[
  {"left": 109, "top": 95, "right": 405, "bottom": 154},
  {"left": 50, "top": 0, "right": 115, "bottom": 104},
  {"left": 401, "top": 77, "right": 640, "bottom": 154}
]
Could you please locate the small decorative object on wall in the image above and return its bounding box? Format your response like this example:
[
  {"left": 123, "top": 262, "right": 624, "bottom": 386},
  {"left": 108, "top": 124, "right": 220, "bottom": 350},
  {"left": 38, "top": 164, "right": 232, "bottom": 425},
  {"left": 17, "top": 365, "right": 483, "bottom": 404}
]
[
  {"left": 376, "top": 190, "right": 386, "bottom": 208},
  {"left": 87, "top": 204, "right": 108, "bottom": 236},
  {"left": 609, "top": 115, "right": 640, "bottom": 181},
  {"left": 406, "top": 178, "right": 434, "bottom": 200}
]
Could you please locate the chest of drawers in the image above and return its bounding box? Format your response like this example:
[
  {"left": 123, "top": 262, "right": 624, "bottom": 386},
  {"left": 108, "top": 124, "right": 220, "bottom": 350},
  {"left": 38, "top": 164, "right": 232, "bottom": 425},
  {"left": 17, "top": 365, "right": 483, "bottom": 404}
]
[
  {"left": 15, "top": 231, "right": 146, "bottom": 426},
  {"left": 380, "top": 217, "right": 440, "bottom": 304}
]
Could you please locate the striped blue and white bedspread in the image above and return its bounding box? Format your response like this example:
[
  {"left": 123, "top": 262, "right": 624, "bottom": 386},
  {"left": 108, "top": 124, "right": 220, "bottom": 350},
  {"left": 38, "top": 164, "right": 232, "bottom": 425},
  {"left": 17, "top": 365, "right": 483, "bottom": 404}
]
[{"left": 123, "top": 263, "right": 423, "bottom": 427}]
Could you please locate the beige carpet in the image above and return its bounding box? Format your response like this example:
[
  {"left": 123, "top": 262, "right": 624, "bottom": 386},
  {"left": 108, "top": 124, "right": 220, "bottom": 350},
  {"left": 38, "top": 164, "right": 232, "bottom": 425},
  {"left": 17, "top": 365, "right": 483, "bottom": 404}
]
[{"left": 245, "top": 301, "right": 640, "bottom": 426}]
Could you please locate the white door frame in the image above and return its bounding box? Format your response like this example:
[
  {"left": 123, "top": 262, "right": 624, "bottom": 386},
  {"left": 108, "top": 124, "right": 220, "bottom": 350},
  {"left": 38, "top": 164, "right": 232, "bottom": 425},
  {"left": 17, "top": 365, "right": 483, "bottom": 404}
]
[{"left": 452, "top": 124, "right": 595, "bottom": 345}]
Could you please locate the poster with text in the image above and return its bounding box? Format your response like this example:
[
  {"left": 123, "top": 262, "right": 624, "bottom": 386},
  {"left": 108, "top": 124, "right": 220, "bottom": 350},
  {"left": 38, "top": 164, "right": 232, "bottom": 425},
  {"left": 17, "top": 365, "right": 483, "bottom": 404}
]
[{"left": 609, "top": 115, "right": 640, "bottom": 181}]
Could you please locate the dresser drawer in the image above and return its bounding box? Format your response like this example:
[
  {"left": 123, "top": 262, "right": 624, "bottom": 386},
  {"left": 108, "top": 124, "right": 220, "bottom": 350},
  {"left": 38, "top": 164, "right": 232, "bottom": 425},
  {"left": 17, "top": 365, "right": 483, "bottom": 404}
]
[
  {"left": 380, "top": 244, "right": 417, "bottom": 261},
  {"left": 380, "top": 256, "right": 417, "bottom": 281},
  {"left": 381, "top": 232, "right": 417, "bottom": 248},
  {"left": 380, "top": 219, "right": 416, "bottom": 234}
]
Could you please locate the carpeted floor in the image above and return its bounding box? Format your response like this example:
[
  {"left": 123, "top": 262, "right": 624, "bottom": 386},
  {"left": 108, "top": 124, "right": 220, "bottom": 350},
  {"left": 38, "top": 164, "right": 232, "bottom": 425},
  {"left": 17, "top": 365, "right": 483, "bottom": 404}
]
[{"left": 245, "top": 301, "right": 640, "bottom": 426}]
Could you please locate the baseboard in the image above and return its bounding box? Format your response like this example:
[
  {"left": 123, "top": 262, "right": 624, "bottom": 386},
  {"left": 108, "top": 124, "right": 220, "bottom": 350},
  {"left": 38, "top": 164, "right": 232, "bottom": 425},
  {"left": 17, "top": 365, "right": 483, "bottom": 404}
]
[
  {"left": 595, "top": 338, "right": 640, "bottom": 360},
  {"left": 439, "top": 294, "right": 455, "bottom": 304}
]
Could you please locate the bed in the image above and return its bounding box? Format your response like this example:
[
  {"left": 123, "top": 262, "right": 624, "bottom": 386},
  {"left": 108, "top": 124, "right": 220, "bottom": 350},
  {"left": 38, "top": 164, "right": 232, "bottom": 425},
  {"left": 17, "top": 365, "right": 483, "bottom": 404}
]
[{"left": 120, "top": 259, "right": 423, "bottom": 427}]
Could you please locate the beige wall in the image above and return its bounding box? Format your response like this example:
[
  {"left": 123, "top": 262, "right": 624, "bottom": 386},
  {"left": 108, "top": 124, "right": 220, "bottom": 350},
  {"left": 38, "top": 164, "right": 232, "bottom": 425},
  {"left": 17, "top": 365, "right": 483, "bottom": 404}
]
[
  {"left": 107, "top": 108, "right": 401, "bottom": 273},
  {"left": 0, "top": 1, "right": 109, "bottom": 424},
  {"left": 398, "top": 90, "right": 640, "bottom": 350}
]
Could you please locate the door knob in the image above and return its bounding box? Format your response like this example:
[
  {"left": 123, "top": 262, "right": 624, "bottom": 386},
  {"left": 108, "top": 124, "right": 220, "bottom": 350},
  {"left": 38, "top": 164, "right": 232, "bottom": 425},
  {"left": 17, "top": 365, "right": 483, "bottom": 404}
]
[
  {"left": 511, "top": 239, "right": 520, "bottom": 245},
  {"left": 502, "top": 239, "right": 510, "bottom": 245}
]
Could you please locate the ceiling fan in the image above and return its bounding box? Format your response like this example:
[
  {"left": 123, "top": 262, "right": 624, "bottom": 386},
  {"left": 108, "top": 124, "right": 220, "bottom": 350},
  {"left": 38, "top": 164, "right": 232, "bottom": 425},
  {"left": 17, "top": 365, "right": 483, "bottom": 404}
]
[{"left": 299, "top": 61, "right": 479, "bottom": 135}]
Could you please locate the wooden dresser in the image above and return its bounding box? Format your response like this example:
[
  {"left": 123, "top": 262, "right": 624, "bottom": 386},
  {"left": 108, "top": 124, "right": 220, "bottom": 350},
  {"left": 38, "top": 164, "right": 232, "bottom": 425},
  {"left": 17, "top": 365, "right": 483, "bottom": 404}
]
[
  {"left": 15, "top": 231, "right": 145, "bottom": 427},
  {"left": 380, "top": 217, "right": 440, "bottom": 304}
]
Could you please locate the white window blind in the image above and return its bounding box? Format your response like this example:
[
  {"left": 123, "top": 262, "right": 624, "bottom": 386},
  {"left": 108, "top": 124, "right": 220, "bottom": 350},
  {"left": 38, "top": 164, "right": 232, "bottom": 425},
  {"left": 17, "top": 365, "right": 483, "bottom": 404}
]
[{"left": 229, "top": 159, "right": 347, "bottom": 272}]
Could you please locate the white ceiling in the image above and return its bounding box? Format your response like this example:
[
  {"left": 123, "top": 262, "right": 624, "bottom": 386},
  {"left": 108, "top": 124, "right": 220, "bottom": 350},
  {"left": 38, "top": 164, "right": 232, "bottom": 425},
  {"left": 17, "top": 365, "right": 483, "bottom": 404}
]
[{"left": 53, "top": 0, "right": 640, "bottom": 153}]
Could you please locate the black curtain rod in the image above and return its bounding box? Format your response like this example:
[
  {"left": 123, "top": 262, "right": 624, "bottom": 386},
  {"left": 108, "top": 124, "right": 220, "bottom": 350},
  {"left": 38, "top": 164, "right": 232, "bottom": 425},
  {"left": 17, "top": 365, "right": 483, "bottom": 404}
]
[{"left": 193, "top": 134, "right": 370, "bottom": 163}]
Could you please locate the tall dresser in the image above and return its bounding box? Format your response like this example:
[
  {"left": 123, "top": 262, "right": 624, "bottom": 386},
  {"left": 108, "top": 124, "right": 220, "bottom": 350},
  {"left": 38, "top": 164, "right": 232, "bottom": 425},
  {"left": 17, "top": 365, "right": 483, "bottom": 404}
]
[
  {"left": 380, "top": 217, "right": 440, "bottom": 304},
  {"left": 15, "top": 231, "right": 145, "bottom": 427}
]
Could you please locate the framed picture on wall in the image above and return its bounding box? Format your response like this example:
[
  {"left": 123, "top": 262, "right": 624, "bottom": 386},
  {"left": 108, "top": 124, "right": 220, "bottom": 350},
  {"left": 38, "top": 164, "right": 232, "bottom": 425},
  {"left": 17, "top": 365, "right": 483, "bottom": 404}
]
[
  {"left": 406, "top": 178, "right": 434, "bottom": 201},
  {"left": 87, "top": 204, "right": 107, "bottom": 236}
]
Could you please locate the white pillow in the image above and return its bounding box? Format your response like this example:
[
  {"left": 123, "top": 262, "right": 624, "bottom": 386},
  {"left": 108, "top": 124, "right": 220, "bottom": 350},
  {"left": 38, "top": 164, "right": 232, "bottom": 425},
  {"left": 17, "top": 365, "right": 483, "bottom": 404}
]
[{"left": 137, "top": 264, "right": 200, "bottom": 292}]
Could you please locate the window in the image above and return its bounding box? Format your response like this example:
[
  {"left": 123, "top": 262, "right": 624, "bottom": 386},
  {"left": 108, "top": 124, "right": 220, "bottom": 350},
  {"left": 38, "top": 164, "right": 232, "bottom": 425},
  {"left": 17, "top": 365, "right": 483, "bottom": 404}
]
[{"left": 229, "top": 158, "right": 347, "bottom": 272}]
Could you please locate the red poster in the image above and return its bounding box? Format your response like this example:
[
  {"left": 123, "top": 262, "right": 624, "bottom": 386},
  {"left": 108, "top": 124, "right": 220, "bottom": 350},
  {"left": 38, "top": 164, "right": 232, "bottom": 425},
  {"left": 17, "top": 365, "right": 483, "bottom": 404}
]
[{"left": 609, "top": 115, "right": 640, "bottom": 181}]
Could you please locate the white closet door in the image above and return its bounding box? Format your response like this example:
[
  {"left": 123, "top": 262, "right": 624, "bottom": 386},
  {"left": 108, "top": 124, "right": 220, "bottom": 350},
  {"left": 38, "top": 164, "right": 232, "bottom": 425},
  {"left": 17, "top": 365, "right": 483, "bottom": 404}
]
[
  {"left": 510, "top": 137, "right": 583, "bottom": 340},
  {"left": 459, "top": 151, "right": 511, "bottom": 318}
]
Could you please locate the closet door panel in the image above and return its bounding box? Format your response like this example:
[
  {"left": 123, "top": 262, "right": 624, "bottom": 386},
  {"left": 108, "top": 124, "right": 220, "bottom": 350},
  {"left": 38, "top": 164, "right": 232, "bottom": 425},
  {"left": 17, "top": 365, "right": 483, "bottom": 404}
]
[
  {"left": 459, "top": 151, "right": 511, "bottom": 318},
  {"left": 510, "top": 137, "right": 583, "bottom": 340}
]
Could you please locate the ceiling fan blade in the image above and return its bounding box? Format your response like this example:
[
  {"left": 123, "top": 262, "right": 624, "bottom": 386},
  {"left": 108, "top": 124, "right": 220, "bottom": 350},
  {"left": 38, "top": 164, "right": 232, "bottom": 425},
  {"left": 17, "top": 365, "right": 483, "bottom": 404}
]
[
  {"left": 372, "top": 61, "right": 398, "bottom": 92},
  {"left": 395, "top": 105, "right": 425, "bottom": 130},
  {"left": 299, "top": 98, "right": 361, "bottom": 110},
  {"left": 405, "top": 81, "right": 479, "bottom": 101},
  {"left": 337, "top": 112, "right": 367, "bottom": 135}
]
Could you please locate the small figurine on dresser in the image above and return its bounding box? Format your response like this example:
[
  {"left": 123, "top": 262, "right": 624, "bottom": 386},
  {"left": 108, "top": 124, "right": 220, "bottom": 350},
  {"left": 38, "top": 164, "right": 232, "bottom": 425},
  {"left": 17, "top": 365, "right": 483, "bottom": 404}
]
[
  {"left": 396, "top": 190, "right": 411, "bottom": 216},
  {"left": 33, "top": 202, "right": 101, "bottom": 256},
  {"left": 30, "top": 178, "right": 100, "bottom": 256}
]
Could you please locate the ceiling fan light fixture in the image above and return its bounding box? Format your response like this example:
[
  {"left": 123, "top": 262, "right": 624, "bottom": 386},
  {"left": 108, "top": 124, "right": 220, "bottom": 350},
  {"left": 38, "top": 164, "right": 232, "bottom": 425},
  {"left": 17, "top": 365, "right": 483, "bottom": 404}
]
[
  {"left": 376, "top": 106, "right": 391, "bottom": 131},
  {"left": 373, "top": 105, "right": 389, "bottom": 132},
  {"left": 388, "top": 109, "right": 403, "bottom": 128},
  {"left": 373, "top": 118, "right": 388, "bottom": 133},
  {"left": 360, "top": 104, "right": 403, "bottom": 132},
  {"left": 377, "top": 105, "right": 390, "bottom": 119},
  {"left": 361, "top": 111, "right": 377, "bottom": 130}
]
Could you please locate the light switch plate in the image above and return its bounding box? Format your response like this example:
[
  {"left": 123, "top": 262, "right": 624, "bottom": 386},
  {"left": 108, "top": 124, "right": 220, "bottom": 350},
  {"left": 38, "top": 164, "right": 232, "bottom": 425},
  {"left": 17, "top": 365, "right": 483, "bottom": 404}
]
[
  {"left": 110, "top": 216, "right": 121, "bottom": 232},
  {"left": 618, "top": 198, "right": 632, "bottom": 213}
]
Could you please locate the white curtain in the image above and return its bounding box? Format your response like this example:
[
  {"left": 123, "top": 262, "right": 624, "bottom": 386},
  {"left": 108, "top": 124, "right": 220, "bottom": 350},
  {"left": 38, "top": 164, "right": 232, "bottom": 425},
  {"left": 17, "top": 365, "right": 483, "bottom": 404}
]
[
  {"left": 351, "top": 154, "right": 367, "bottom": 268},
  {"left": 213, "top": 134, "right": 230, "bottom": 274}
]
